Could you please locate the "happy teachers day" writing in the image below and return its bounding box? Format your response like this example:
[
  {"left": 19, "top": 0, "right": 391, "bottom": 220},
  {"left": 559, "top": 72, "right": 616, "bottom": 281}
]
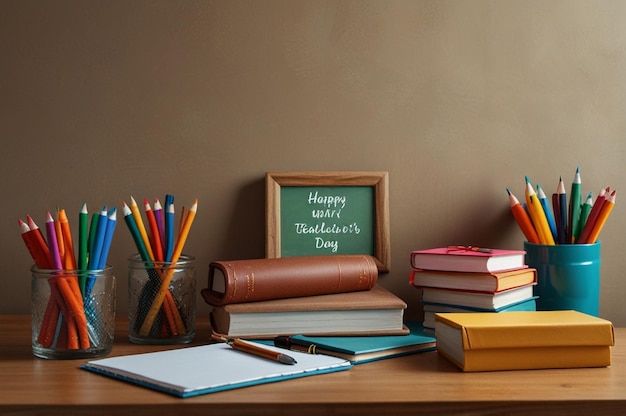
[{"left": 292, "top": 191, "right": 361, "bottom": 253}]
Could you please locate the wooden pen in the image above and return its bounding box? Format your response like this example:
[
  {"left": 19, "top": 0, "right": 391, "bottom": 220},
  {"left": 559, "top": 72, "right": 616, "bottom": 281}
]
[{"left": 218, "top": 336, "right": 297, "bottom": 365}]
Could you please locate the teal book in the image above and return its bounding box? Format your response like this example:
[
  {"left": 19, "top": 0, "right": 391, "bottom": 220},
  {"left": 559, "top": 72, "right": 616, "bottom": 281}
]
[
  {"left": 81, "top": 342, "right": 351, "bottom": 398},
  {"left": 273, "top": 322, "right": 436, "bottom": 364}
]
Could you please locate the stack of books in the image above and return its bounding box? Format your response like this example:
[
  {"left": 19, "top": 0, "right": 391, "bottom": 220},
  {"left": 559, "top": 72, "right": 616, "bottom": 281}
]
[
  {"left": 201, "top": 255, "right": 437, "bottom": 363},
  {"left": 409, "top": 246, "right": 538, "bottom": 331},
  {"left": 201, "top": 254, "right": 409, "bottom": 338}
]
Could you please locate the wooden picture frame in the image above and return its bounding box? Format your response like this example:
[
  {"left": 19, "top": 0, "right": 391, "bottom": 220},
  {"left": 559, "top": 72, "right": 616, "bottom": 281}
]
[{"left": 265, "top": 171, "right": 390, "bottom": 272}]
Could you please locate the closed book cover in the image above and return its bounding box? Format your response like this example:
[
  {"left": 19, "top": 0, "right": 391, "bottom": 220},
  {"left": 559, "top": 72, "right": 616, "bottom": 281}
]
[
  {"left": 410, "top": 267, "right": 536, "bottom": 293},
  {"left": 434, "top": 310, "right": 614, "bottom": 372},
  {"left": 422, "top": 298, "right": 537, "bottom": 329},
  {"left": 210, "top": 284, "right": 408, "bottom": 338},
  {"left": 277, "top": 321, "right": 436, "bottom": 364},
  {"left": 410, "top": 247, "right": 526, "bottom": 273},
  {"left": 421, "top": 284, "right": 536, "bottom": 310},
  {"left": 202, "top": 254, "right": 378, "bottom": 306},
  {"left": 81, "top": 342, "right": 351, "bottom": 398}
]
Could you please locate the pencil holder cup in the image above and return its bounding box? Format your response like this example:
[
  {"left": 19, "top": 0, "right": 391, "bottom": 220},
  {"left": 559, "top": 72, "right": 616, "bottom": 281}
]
[
  {"left": 128, "top": 254, "right": 196, "bottom": 344},
  {"left": 31, "top": 266, "right": 116, "bottom": 359},
  {"left": 524, "top": 241, "right": 601, "bottom": 316}
]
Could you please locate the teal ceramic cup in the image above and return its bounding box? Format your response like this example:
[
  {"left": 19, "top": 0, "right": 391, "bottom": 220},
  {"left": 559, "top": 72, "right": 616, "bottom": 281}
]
[{"left": 524, "top": 241, "right": 601, "bottom": 316}]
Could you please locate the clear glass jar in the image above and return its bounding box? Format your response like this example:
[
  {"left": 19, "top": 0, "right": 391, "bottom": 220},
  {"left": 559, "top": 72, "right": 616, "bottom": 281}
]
[
  {"left": 31, "top": 266, "right": 116, "bottom": 359},
  {"left": 128, "top": 254, "right": 196, "bottom": 344}
]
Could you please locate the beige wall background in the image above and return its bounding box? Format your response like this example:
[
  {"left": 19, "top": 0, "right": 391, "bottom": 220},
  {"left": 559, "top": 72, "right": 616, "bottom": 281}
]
[{"left": 2, "top": 0, "right": 625, "bottom": 325}]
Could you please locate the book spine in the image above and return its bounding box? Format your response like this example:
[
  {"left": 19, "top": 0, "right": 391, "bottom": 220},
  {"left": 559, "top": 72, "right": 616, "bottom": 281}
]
[{"left": 201, "top": 255, "right": 378, "bottom": 306}]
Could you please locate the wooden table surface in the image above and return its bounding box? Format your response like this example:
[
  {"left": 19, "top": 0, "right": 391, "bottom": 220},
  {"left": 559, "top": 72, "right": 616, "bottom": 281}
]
[{"left": 1, "top": 314, "right": 625, "bottom": 415}]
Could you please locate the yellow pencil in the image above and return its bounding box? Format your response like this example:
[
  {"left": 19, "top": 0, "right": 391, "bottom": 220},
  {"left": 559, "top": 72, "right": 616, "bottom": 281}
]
[
  {"left": 139, "top": 198, "right": 198, "bottom": 336},
  {"left": 525, "top": 178, "right": 555, "bottom": 245},
  {"left": 129, "top": 196, "right": 155, "bottom": 262}
]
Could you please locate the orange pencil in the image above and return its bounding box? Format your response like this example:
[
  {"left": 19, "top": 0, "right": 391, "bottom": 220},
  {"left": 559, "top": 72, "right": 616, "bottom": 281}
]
[
  {"left": 585, "top": 190, "right": 616, "bottom": 244},
  {"left": 507, "top": 188, "right": 540, "bottom": 243},
  {"left": 57, "top": 209, "right": 77, "bottom": 270},
  {"left": 140, "top": 198, "right": 198, "bottom": 336}
]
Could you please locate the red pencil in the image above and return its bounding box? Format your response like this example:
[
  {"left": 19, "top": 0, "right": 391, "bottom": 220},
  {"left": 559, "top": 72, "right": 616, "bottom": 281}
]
[
  {"left": 577, "top": 187, "right": 608, "bottom": 244},
  {"left": 144, "top": 199, "right": 164, "bottom": 262}
]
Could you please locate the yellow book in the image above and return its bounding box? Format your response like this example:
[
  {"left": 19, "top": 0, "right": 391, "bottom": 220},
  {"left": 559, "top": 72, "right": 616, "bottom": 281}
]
[{"left": 434, "top": 310, "right": 614, "bottom": 372}]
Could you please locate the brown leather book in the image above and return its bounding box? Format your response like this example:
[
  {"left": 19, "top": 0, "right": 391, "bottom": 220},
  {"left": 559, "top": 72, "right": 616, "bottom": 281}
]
[
  {"left": 201, "top": 255, "right": 378, "bottom": 306},
  {"left": 209, "top": 284, "right": 408, "bottom": 339}
]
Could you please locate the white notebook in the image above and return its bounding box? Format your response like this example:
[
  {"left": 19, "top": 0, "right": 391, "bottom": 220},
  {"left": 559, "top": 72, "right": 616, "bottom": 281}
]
[{"left": 81, "top": 342, "right": 352, "bottom": 398}]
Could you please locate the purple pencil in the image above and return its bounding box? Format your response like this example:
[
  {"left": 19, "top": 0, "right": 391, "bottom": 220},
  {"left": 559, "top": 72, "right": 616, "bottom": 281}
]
[{"left": 45, "top": 211, "right": 63, "bottom": 270}]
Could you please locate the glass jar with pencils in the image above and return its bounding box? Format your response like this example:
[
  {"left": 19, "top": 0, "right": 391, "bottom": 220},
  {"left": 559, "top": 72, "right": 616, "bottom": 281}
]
[
  {"left": 127, "top": 254, "right": 196, "bottom": 344},
  {"left": 31, "top": 266, "right": 116, "bottom": 359}
]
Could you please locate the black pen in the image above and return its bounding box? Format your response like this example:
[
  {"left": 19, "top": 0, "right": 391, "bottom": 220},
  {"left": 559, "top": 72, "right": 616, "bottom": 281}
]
[{"left": 274, "top": 336, "right": 323, "bottom": 355}]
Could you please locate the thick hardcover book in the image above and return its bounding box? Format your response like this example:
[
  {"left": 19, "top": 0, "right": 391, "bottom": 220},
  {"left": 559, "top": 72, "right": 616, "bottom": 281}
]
[
  {"left": 421, "top": 298, "right": 537, "bottom": 329},
  {"left": 274, "top": 321, "right": 436, "bottom": 364},
  {"left": 420, "top": 284, "right": 536, "bottom": 310},
  {"left": 210, "top": 285, "right": 408, "bottom": 339},
  {"left": 410, "top": 267, "right": 536, "bottom": 293},
  {"left": 434, "top": 310, "right": 614, "bottom": 372},
  {"left": 81, "top": 342, "right": 351, "bottom": 398},
  {"left": 202, "top": 255, "right": 378, "bottom": 306},
  {"left": 409, "top": 247, "right": 526, "bottom": 273}
]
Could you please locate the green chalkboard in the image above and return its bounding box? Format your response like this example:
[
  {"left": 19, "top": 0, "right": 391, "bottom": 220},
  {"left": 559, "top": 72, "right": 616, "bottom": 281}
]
[
  {"left": 266, "top": 172, "right": 390, "bottom": 272},
  {"left": 280, "top": 186, "right": 375, "bottom": 257}
]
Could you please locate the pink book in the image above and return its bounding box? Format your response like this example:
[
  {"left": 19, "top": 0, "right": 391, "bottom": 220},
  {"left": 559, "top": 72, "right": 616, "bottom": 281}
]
[{"left": 409, "top": 246, "right": 526, "bottom": 273}]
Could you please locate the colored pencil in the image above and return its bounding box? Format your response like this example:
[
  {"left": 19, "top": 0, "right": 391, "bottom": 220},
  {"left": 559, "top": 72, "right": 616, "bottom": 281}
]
[
  {"left": 26, "top": 216, "right": 53, "bottom": 269},
  {"left": 507, "top": 188, "right": 540, "bottom": 243},
  {"left": 568, "top": 167, "right": 582, "bottom": 243},
  {"left": 576, "top": 192, "right": 593, "bottom": 242},
  {"left": 524, "top": 177, "right": 555, "bottom": 245},
  {"left": 57, "top": 209, "right": 77, "bottom": 271},
  {"left": 45, "top": 212, "right": 63, "bottom": 270},
  {"left": 78, "top": 202, "right": 89, "bottom": 271},
  {"left": 87, "top": 207, "right": 108, "bottom": 271},
  {"left": 153, "top": 198, "right": 165, "bottom": 251},
  {"left": 537, "top": 184, "right": 558, "bottom": 242},
  {"left": 129, "top": 196, "right": 155, "bottom": 262},
  {"left": 144, "top": 199, "right": 164, "bottom": 262},
  {"left": 164, "top": 194, "right": 175, "bottom": 262},
  {"left": 557, "top": 177, "right": 568, "bottom": 244}
]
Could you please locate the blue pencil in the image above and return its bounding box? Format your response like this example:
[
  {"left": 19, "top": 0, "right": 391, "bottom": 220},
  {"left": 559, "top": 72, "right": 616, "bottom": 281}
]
[
  {"left": 537, "top": 184, "right": 558, "bottom": 243},
  {"left": 88, "top": 206, "right": 108, "bottom": 271},
  {"left": 96, "top": 208, "right": 117, "bottom": 270}
]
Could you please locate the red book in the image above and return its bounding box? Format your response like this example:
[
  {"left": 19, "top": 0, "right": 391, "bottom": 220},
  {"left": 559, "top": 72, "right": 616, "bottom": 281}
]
[{"left": 409, "top": 247, "right": 526, "bottom": 273}]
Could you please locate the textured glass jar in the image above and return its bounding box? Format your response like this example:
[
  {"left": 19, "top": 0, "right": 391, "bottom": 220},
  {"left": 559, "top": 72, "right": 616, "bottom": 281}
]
[
  {"left": 128, "top": 254, "right": 196, "bottom": 344},
  {"left": 31, "top": 266, "right": 116, "bottom": 359}
]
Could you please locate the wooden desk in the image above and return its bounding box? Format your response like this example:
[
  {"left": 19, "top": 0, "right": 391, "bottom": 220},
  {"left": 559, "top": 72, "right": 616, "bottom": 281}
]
[{"left": 1, "top": 315, "right": 625, "bottom": 415}]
